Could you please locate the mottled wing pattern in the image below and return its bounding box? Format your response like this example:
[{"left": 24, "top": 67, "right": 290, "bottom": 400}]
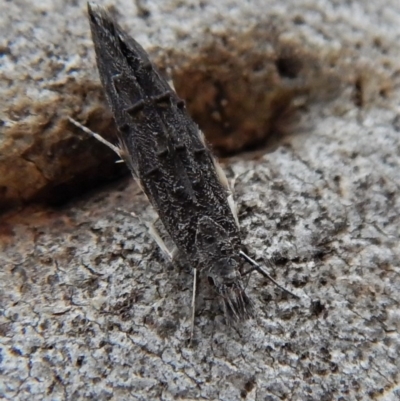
[{"left": 88, "top": 4, "right": 240, "bottom": 262}]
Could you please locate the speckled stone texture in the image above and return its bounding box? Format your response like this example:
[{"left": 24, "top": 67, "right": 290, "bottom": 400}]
[
  {"left": 2, "top": 0, "right": 398, "bottom": 209},
  {"left": 1, "top": 0, "right": 400, "bottom": 400}
]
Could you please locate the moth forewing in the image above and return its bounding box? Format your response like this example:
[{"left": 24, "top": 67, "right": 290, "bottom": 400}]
[
  {"left": 85, "top": 3, "right": 298, "bottom": 334},
  {"left": 87, "top": 2, "right": 250, "bottom": 319}
]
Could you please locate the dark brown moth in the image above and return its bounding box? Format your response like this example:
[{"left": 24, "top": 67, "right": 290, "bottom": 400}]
[{"left": 72, "top": 2, "right": 297, "bottom": 338}]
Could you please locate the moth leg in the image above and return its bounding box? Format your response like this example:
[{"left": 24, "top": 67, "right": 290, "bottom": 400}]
[
  {"left": 170, "top": 246, "right": 179, "bottom": 260},
  {"left": 68, "top": 117, "right": 123, "bottom": 159},
  {"left": 189, "top": 268, "right": 198, "bottom": 345},
  {"left": 116, "top": 209, "right": 177, "bottom": 261},
  {"left": 230, "top": 172, "right": 240, "bottom": 192},
  {"left": 147, "top": 219, "right": 179, "bottom": 262},
  {"left": 147, "top": 221, "right": 173, "bottom": 261}
]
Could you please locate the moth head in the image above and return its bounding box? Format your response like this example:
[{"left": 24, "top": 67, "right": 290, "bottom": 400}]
[
  {"left": 206, "top": 258, "right": 254, "bottom": 323},
  {"left": 195, "top": 216, "right": 254, "bottom": 322}
]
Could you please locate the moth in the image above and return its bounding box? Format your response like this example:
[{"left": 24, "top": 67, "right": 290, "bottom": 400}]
[{"left": 72, "top": 2, "right": 298, "bottom": 339}]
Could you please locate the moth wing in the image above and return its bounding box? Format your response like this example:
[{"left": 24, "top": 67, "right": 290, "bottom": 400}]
[{"left": 88, "top": 3, "right": 241, "bottom": 256}]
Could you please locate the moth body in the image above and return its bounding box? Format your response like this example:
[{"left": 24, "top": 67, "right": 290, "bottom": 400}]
[{"left": 87, "top": 3, "right": 254, "bottom": 322}]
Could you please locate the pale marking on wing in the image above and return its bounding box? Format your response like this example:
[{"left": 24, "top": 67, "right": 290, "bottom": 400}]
[
  {"left": 227, "top": 193, "right": 239, "bottom": 228},
  {"left": 167, "top": 79, "right": 176, "bottom": 91},
  {"left": 211, "top": 148, "right": 239, "bottom": 226},
  {"left": 197, "top": 128, "right": 206, "bottom": 146},
  {"left": 212, "top": 157, "right": 230, "bottom": 190}
]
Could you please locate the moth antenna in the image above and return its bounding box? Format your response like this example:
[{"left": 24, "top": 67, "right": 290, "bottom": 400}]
[
  {"left": 68, "top": 117, "right": 122, "bottom": 158},
  {"left": 239, "top": 251, "right": 300, "bottom": 299}
]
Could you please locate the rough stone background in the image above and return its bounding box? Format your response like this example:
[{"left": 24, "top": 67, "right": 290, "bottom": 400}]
[{"left": 1, "top": 0, "right": 400, "bottom": 400}]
